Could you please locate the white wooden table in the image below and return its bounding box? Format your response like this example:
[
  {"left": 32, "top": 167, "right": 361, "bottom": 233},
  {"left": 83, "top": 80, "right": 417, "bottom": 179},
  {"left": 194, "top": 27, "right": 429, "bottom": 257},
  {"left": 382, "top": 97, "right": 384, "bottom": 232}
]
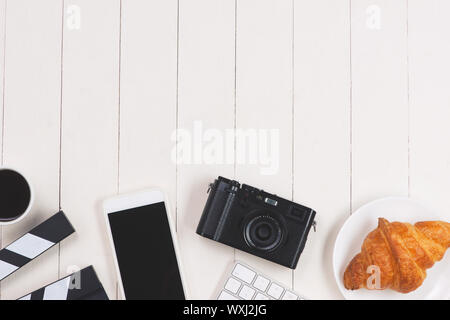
[{"left": 0, "top": 0, "right": 449, "bottom": 300}]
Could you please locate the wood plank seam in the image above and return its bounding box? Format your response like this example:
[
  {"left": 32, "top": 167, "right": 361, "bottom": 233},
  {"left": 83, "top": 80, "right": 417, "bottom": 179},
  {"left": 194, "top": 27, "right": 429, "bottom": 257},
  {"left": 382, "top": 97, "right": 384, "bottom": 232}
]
[
  {"left": 0, "top": 0, "right": 7, "bottom": 301},
  {"left": 57, "top": 0, "right": 66, "bottom": 281},
  {"left": 406, "top": 0, "right": 411, "bottom": 198},
  {"left": 232, "top": 0, "right": 237, "bottom": 266},
  {"left": 349, "top": 0, "right": 353, "bottom": 216},
  {"left": 291, "top": 0, "right": 295, "bottom": 290},
  {"left": 175, "top": 0, "right": 180, "bottom": 234},
  {"left": 116, "top": 0, "right": 123, "bottom": 300}
]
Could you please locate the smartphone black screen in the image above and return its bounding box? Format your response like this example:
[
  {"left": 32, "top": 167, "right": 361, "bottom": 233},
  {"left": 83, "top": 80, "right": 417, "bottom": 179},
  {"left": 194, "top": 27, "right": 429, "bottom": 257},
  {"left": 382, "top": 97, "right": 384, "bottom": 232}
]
[{"left": 108, "top": 202, "right": 185, "bottom": 300}]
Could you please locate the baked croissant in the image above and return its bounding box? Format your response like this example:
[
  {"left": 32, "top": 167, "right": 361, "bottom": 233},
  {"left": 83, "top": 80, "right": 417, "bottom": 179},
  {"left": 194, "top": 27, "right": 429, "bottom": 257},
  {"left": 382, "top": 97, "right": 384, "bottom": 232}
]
[{"left": 343, "top": 218, "right": 450, "bottom": 293}]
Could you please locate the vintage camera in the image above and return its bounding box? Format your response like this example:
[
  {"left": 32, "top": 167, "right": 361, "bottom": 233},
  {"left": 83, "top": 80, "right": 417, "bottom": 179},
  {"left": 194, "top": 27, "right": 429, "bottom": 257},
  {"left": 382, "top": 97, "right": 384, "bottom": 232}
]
[{"left": 196, "top": 176, "right": 316, "bottom": 269}]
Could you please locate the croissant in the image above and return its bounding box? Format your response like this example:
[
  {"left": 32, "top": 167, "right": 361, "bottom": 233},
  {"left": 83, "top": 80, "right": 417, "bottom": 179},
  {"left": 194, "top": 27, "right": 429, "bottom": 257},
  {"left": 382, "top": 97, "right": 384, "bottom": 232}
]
[{"left": 343, "top": 218, "right": 450, "bottom": 293}]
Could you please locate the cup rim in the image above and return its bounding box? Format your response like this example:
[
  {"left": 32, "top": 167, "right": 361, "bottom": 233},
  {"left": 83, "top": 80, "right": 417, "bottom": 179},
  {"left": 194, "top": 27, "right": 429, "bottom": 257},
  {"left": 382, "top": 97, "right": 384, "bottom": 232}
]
[{"left": 0, "top": 166, "right": 34, "bottom": 226}]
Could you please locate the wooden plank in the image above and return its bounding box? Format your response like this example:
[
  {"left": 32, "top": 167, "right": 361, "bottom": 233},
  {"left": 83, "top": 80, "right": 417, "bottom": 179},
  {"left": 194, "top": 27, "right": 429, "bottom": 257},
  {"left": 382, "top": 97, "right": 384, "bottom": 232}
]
[
  {"left": 351, "top": 0, "right": 409, "bottom": 211},
  {"left": 409, "top": 0, "right": 450, "bottom": 222},
  {"left": 176, "top": 0, "right": 236, "bottom": 299},
  {"left": 1, "top": 0, "right": 62, "bottom": 299},
  {"left": 0, "top": 0, "right": 5, "bottom": 226},
  {"left": 293, "top": 0, "right": 351, "bottom": 299},
  {"left": 119, "top": 0, "right": 177, "bottom": 196},
  {"left": 0, "top": 0, "right": 4, "bottom": 163},
  {"left": 235, "top": 0, "right": 293, "bottom": 286},
  {"left": 59, "top": 0, "right": 120, "bottom": 299},
  {"left": 0, "top": 0, "right": 5, "bottom": 299}
]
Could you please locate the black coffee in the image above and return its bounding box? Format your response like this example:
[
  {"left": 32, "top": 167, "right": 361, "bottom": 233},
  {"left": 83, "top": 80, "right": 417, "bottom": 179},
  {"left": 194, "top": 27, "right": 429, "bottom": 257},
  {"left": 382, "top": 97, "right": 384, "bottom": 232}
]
[{"left": 0, "top": 169, "right": 31, "bottom": 222}]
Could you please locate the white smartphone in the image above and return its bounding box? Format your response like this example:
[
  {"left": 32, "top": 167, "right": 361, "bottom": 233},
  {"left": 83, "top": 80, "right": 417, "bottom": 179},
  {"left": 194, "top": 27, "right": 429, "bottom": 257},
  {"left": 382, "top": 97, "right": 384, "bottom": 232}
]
[{"left": 103, "top": 189, "right": 188, "bottom": 300}]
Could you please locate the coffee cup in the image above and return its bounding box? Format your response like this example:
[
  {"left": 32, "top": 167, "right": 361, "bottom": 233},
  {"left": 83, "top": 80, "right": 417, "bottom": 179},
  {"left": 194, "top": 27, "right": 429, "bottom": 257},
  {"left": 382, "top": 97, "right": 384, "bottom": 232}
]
[{"left": 0, "top": 167, "right": 34, "bottom": 225}]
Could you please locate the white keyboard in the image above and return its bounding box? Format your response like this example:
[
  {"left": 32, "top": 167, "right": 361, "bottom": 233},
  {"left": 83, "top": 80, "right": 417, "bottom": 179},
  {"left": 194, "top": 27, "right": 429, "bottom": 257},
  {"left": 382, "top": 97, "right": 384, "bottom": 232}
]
[{"left": 217, "top": 261, "right": 305, "bottom": 300}]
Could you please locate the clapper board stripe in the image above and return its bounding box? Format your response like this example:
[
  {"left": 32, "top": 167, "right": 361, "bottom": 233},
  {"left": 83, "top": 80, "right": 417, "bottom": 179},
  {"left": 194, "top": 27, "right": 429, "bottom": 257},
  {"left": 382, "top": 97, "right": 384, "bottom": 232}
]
[
  {"left": 0, "top": 211, "right": 75, "bottom": 281},
  {"left": 18, "top": 266, "right": 108, "bottom": 300}
]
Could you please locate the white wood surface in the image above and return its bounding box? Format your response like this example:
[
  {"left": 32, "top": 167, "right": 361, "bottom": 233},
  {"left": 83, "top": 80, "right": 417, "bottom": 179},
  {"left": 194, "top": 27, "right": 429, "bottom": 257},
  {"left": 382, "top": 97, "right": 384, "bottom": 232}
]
[
  {"left": 0, "top": 0, "right": 449, "bottom": 300},
  {"left": 409, "top": 1, "right": 450, "bottom": 225},
  {"left": 351, "top": 0, "right": 409, "bottom": 211},
  {"left": 59, "top": 0, "right": 120, "bottom": 299},
  {"left": 0, "top": 0, "right": 5, "bottom": 298},
  {"left": 177, "top": 0, "right": 235, "bottom": 299},
  {"left": 292, "top": 0, "right": 350, "bottom": 299},
  {"left": 1, "top": 0, "right": 62, "bottom": 300},
  {"left": 235, "top": 0, "right": 294, "bottom": 288}
]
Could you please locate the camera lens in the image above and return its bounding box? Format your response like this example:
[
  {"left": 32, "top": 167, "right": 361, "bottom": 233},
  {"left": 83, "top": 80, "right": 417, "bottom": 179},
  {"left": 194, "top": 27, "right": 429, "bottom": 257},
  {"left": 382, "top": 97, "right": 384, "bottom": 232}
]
[
  {"left": 244, "top": 214, "right": 283, "bottom": 252},
  {"left": 256, "top": 224, "right": 271, "bottom": 240}
]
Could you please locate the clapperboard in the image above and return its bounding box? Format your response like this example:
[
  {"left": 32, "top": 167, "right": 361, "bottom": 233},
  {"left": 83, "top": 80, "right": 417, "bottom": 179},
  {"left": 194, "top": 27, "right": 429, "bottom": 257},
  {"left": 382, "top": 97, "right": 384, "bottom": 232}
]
[
  {"left": 0, "top": 211, "right": 108, "bottom": 300},
  {"left": 18, "top": 266, "right": 108, "bottom": 300}
]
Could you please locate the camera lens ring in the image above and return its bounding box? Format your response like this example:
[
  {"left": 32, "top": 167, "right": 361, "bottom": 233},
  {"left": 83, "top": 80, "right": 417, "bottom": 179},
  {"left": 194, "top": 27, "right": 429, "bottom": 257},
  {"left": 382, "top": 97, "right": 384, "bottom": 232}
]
[{"left": 243, "top": 213, "right": 284, "bottom": 252}]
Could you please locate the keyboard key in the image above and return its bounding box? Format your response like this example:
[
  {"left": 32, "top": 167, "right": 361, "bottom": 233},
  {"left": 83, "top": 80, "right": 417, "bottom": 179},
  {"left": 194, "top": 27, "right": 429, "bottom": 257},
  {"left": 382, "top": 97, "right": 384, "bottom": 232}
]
[
  {"left": 218, "top": 262, "right": 304, "bottom": 301},
  {"left": 254, "top": 293, "right": 270, "bottom": 300},
  {"left": 232, "top": 264, "right": 256, "bottom": 284},
  {"left": 281, "top": 291, "right": 298, "bottom": 300},
  {"left": 267, "top": 283, "right": 284, "bottom": 299},
  {"left": 253, "top": 276, "right": 270, "bottom": 292},
  {"left": 218, "top": 291, "right": 239, "bottom": 300},
  {"left": 224, "top": 278, "right": 241, "bottom": 294},
  {"left": 238, "top": 285, "right": 256, "bottom": 300}
]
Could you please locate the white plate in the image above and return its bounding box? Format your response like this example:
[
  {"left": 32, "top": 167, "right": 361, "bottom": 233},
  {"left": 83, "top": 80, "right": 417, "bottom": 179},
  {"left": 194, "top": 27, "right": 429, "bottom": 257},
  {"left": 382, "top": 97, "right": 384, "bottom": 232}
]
[{"left": 333, "top": 197, "right": 450, "bottom": 300}]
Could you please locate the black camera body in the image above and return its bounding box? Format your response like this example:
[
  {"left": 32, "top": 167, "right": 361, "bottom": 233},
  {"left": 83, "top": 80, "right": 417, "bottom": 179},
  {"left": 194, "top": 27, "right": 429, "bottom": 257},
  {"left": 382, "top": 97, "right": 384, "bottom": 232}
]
[{"left": 196, "top": 176, "right": 316, "bottom": 269}]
